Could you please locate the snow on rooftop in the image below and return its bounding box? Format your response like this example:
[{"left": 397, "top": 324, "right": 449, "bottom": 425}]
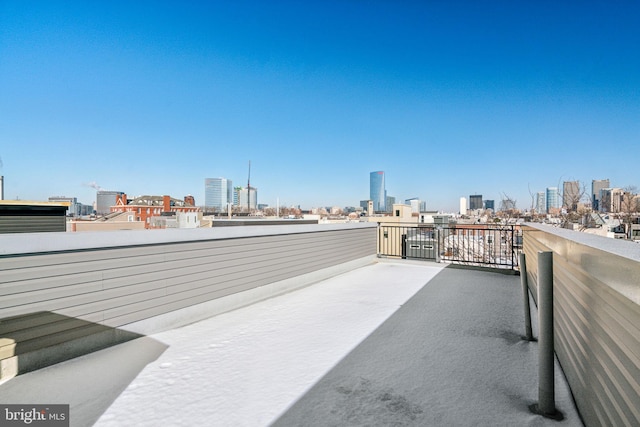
[
  {"left": 93, "top": 262, "right": 443, "bottom": 426},
  {"left": 0, "top": 260, "right": 582, "bottom": 426}
]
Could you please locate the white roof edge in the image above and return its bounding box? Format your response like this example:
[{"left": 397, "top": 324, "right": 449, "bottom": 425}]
[
  {"left": 524, "top": 222, "right": 640, "bottom": 261},
  {"left": 0, "top": 223, "right": 377, "bottom": 256}
]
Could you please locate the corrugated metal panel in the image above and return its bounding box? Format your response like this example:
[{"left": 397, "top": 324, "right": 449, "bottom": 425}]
[{"left": 522, "top": 225, "right": 640, "bottom": 427}]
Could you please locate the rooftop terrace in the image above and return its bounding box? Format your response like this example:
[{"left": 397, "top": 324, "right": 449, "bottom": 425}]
[
  {"left": 1, "top": 222, "right": 638, "bottom": 426},
  {"left": 1, "top": 260, "right": 582, "bottom": 426}
]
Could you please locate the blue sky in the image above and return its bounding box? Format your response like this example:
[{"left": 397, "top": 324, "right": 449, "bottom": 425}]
[{"left": 1, "top": 1, "right": 639, "bottom": 212}]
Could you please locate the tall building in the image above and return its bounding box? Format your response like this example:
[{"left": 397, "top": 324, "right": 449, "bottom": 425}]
[
  {"left": 484, "top": 200, "right": 495, "bottom": 211},
  {"left": 459, "top": 197, "right": 467, "bottom": 215},
  {"left": 386, "top": 196, "right": 395, "bottom": 211},
  {"left": 370, "top": 171, "right": 386, "bottom": 212},
  {"left": 563, "top": 181, "right": 581, "bottom": 212},
  {"left": 536, "top": 192, "right": 546, "bottom": 214},
  {"left": 204, "top": 178, "right": 233, "bottom": 211},
  {"left": 592, "top": 179, "right": 610, "bottom": 212},
  {"left": 469, "top": 195, "right": 483, "bottom": 210},
  {"left": 600, "top": 188, "right": 625, "bottom": 213},
  {"left": 546, "top": 187, "right": 560, "bottom": 213},
  {"left": 238, "top": 186, "right": 258, "bottom": 212}
]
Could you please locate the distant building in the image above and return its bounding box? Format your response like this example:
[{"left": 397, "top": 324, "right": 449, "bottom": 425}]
[
  {"left": 149, "top": 211, "right": 201, "bottom": 229},
  {"left": 592, "top": 179, "right": 610, "bottom": 212},
  {"left": 48, "top": 196, "right": 78, "bottom": 216},
  {"left": 205, "top": 178, "right": 232, "bottom": 211},
  {"left": 536, "top": 192, "right": 546, "bottom": 214},
  {"left": 96, "top": 190, "right": 125, "bottom": 215},
  {"left": 469, "top": 195, "right": 483, "bottom": 210},
  {"left": 110, "top": 194, "right": 200, "bottom": 229},
  {"left": 563, "top": 181, "right": 581, "bottom": 212},
  {"left": 600, "top": 188, "right": 626, "bottom": 213},
  {"left": 546, "top": 187, "right": 560, "bottom": 213},
  {"left": 386, "top": 196, "right": 396, "bottom": 212},
  {"left": 406, "top": 198, "right": 426, "bottom": 213},
  {"left": 370, "top": 171, "right": 386, "bottom": 212},
  {"left": 238, "top": 186, "right": 258, "bottom": 212},
  {"left": 459, "top": 197, "right": 467, "bottom": 215},
  {"left": 484, "top": 200, "right": 495, "bottom": 211}
]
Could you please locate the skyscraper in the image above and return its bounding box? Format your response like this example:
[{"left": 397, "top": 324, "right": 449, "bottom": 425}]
[
  {"left": 469, "top": 195, "right": 483, "bottom": 210},
  {"left": 536, "top": 192, "right": 546, "bottom": 214},
  {"left": 238, "top": 186, "right": 258, "bottom": 212},
  {"left": 592, "top": 179, "right": 610, "bottom": 212},
  {"left": 546, "top": 187, "right": 560, "bottom": 213},
  {"left": 370, "top": 171, "right": 386, "bottom": 212},
  {"left": 204, "top": 178, "right": 233, "bottom": 211}
]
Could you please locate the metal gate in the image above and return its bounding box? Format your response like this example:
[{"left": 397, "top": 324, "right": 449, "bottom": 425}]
[{"left": 378, "top": 223, "right": 521, "bottom": 270}]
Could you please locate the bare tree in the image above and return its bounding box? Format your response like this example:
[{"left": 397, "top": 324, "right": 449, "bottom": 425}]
[
  {"left": 556, "top": 179, "right": 589, "bottom": 229},
  {"left": 620, "top": 185, "right": 639, "bottom": 239}
]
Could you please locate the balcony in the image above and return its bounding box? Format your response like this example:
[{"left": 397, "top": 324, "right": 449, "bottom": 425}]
[{"left": 0, "top": 222, "right": 638, "bottom": 426}]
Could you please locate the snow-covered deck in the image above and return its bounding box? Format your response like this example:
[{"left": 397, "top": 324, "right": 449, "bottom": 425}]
[{"left": 0, "top": 260, "right": 583, "bottom": 426}]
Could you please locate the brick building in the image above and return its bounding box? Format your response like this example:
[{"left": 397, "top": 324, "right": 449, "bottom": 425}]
[{"left": 111, "top": 194, "right": 200, "bottom": 229}]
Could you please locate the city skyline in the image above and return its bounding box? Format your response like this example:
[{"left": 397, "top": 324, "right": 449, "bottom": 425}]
[{"left": 1, "top": 1, "right": 639, "bottom": 212}]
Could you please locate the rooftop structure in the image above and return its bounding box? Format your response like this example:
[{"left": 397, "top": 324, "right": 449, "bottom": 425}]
[
  {"left": 0, "top": 200, "right": 69, "bottom": 233},
  {"left": 0, "top": 223, "right": 638, "bottom": 426}
]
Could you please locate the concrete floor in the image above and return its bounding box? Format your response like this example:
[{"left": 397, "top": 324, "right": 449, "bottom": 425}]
[
  {"left": 0, "top": 261, "right": 583, "bottom": 427},
  {"left": 272, "top": 265, "right": 583, "bottom": 427}
]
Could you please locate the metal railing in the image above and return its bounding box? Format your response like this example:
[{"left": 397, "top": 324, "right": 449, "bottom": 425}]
[{"left": 377, "top": 223, "right": 521, "bottom": 270}]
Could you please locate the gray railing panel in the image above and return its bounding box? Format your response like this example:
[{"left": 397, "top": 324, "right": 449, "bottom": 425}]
[
  {"left": 523, "top": 224, "right": 640, "bottom": 427},
  {"left": 1, "top": 225, "right": 376, "bottom": 332}
]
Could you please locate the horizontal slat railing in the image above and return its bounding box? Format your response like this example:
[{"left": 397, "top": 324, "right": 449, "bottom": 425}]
[
  {"left": 0, "top": 224, "right": 377, "bottom": 378},
  {"left": 522, "top": 224, "right": 640, "bottom": 427}
]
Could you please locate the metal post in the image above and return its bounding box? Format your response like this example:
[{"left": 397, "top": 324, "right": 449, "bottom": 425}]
[
  {"left": 519, "top": 253, "right": 534, "bottom": 341},
  {"left": 530, "top": 251, "right": 563, "bottom": 420},
  {"left": 435, "top": 228, "right": 441, "bottom": 263}
]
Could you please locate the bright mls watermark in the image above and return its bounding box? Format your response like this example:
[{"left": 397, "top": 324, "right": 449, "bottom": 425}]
[{"left": 0, "top": 405, "right": 69, "bottom": 426}]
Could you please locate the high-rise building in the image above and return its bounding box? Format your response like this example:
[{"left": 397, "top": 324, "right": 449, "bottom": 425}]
[
  {"left": 592, "top": 179, "right": 610, "bottom": 212},
  {"left": 204, "top": 178, "right": 233, "bottom": 211},
  {"left": 459, "top": 197, "right": 467, "bottom": 215},
  {"left": 546, "top": 187, "right": 560, "bottom": 213},
  {"left": 484, "top": 200, "right": 495, "bottom": 211},
  {"left": 469, "top": 195, "right": 483, "bottom": 210},
  {"left": 563, "top": 181, "right": 581, "bottom": 212},
  {"left": 386, "top": 196, "right": 395, "bottom": 211},
  {"left": 536, "top": 192, "right": 546, "bottom": 214},
  {"left": 238, "top": 186, "right": 258, "bottom": 212},
  {"left": 370, "top": 171, "right": 386, "bottom": 212}
]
